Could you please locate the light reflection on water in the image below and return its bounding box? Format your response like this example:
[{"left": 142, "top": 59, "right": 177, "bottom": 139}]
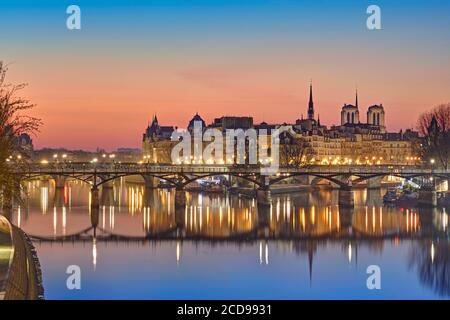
[{"left": 10, "top": 179, "right": 450, "bottom": 299}]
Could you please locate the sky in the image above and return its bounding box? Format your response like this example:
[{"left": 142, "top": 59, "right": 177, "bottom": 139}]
[{"left": 1, "top": 0, "right": 450, "bottom": 150}]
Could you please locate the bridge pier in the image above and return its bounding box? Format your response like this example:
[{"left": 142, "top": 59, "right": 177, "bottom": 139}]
[
  {"left": 366, "top": 176, "right": 383, "bottom": 189},
  {"left": 52, "top": 176, "right": 67, "bottom": 206},
  {"left": 53, "top": 186, "right": 65, "bottom": 207},
  {"left": 418, "top": 186, "right": 438, "bottom": 207},
  {"left": 175, "top": 204, "right": 186, "bottom": 230},
  {"left": 174, "top": 186, "right": 187, "bottom": 208},
  {"left": 52, "top": 175, "right": 67, "bottom": 189},
  {"left": 338, "top": 187, "right": 354, "bottom": 208},
  {"left": 256, "top": 187, "right": 271, "bottom": 236},
  {"left": 100, "top": 184, "right": 114, "bottom": 206},
  {"left": 174, "top": 186, "right": 187, "bottom": 234},
  {"left": 143, "top": 175, "right": 156, "bottom": 189},
  {"left": 256, "top": 188, "right": 272, "bottom": 207},
  {"left": 257, "top": 202, "right": 271, "bottom": 236},
  {"left": 143, "top": 187, "right": 155, "bottom": 207},
  {"left": 339, "top": 206, "right": 354, "bottom": 232},
  {"left": 101, "top": 179, "right": 114, "bottom": 189},
  {"left": 90, "top": 186, "right": 100, "bottom": 212},
  {"left": 91, "top": 202, "right": 99, "bottom": 228}
]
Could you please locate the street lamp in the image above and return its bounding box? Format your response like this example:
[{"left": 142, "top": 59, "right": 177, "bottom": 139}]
[{"left": 430, "top": 158, "right": 435, "bottom": 165}]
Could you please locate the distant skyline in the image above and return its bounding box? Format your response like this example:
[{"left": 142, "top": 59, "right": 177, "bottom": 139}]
[{"left": 1, "top": 0, "right": 450, "bottom": 151}]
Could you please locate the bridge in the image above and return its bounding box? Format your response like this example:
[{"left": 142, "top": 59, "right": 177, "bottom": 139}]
[{"left": 12, "top": 162, "right": 450, "bottom": 208}]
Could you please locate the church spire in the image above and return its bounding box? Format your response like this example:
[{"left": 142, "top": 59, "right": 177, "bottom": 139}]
[
  {"left": 355, "top": 87, "right": 359, "bottom": 108},
  {"left": 308, "top": 81, "right": 314, "bottom": 120}
]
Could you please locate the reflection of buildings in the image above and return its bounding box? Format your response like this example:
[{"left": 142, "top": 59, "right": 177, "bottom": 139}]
[
  {"left": 25, "top": 182, "right": 449, "bottom": 241},
  {"left": 142, "top": 84, "right": 419, "bottom": 165},
  {"left": 409, "top": 240, "right": 450, "bottom": 297},
  {"left": 11, "top": 181, "right": 450, "bottom": 294},
  {"left": 19, "top": 181, "right": 450, "bottom": 243}
]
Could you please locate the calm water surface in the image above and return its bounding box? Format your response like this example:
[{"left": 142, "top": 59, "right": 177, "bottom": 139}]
[{"left": 10, "top": 179, "right": 450, "bottom": 299}]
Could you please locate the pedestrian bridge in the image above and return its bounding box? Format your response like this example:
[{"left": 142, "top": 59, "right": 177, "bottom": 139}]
[
  {"left": 13, "top": 162, "right": 449, "bottom": 207},
  {"left": 13, "top": 162, "right": 450, "bottom": 188}
]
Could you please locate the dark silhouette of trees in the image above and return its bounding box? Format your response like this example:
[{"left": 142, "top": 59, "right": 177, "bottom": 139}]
[
  {"left": 417, "top": 103, "right": 450, "bottom": 169},
  {"left": 279, "top": 134, "right": 314, "bottom": 167},
  {"left": 1, "top": 62, "right": 42, "bottom": 212},
  {"left": 409, "top": 240, "right": 450, "bottom": 297}
]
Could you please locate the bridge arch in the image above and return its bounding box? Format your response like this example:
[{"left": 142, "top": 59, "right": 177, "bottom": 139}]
[
  {"left": 181, "top": 172, "right": 262, "bottom": 188},
  {"left": 269, "top": 173, "right": 349, "bottom": 188},
  {"left": 20, "top": 173, "right": 93, "bottom": 186},
  {"left": 350, "top": 172, "right": 446, "bottom": 185}
]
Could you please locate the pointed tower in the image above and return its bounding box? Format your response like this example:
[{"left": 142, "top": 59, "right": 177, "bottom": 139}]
[
  {"left": 308, "top": 82, "right": 314, "bottom": 120},
  {"left": 355, "top": 88, "right": 359, "bottom": 109}
]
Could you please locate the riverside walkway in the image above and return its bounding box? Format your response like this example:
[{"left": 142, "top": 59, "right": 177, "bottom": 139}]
[{"left": 0, "top": 215, "right": 43, "bottom": 300}]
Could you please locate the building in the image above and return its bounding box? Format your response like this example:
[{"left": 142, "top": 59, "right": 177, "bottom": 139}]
[
  {"left": 141, "top": 83, "right": 420, "bottom": 166},
  {"left": 142, "top": 115, "right": 175, "bottom": 142},
  {"left": 209, "top": 116, "right": 253, "bottom": 131},
  {"left": 17, "top": 133, "right": 33, "bottom": 154},
  {"left": 293, "top": 84, "right": 419, "bottom": 165}
]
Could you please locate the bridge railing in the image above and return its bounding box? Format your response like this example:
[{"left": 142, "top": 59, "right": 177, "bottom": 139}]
[{"left": 11, "top": 162, "right": 450, "bottom": 176}]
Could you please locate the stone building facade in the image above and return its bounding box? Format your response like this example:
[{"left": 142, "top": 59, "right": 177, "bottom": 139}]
[{"left": 142, "top": 84, "right": 420, "bottom": 166}]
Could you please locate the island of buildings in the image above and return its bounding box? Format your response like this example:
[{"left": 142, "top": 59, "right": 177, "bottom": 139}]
[
  {"left": 142, "top": 84, "right": 420, "bottom": 166},
  {"left": 23, "top": 84, "right": 420, "bottom": 165}
]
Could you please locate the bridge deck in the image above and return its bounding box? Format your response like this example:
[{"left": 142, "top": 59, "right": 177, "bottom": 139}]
[{"left": 12, "top": 163, "right": 449, "bottom": 176}]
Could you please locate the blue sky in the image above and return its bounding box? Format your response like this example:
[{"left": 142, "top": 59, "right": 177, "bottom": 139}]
[{"left": 1, "top": 0, "right": 450, "bottom": 149}]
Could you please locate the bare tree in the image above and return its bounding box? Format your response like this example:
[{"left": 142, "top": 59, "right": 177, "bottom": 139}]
[
  {"left": 280, "top": 136, "right": 314, "bottom": 167},
  {"left": 1, "top": 62, "right": 42, "bottom": 211},
  {"left": 417, "top": 103, "right": 450, "bottom": 170}
]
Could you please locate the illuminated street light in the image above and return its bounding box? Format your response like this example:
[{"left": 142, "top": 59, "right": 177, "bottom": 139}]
[{"left": 430, "top": 158, "right": 435, "bottom": 165}]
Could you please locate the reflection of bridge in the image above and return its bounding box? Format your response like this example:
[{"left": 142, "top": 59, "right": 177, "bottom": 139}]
[
  {"left": 27, "top": 207, "right": 443, "bottom": 243},
  {"left": 14, "top": 163, "right": 450, "bottom": 207},
  {"left": 24, "top": 213, "right": 449, "bottom": 297},
  {"left": 28, "top": 227, "right": 442, "bottom": 243}
]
